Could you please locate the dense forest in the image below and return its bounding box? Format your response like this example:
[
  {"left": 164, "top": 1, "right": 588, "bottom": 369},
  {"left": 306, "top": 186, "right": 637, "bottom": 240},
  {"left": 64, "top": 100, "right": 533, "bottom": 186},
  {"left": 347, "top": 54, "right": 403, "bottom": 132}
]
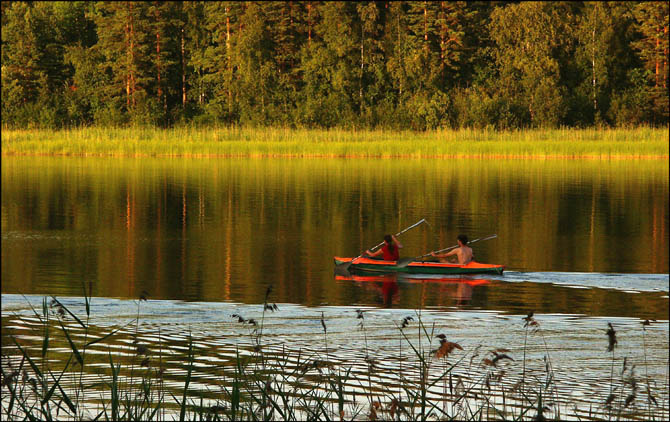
[{"left": 1, "top": 1, "right": 668, "bottom": 130}]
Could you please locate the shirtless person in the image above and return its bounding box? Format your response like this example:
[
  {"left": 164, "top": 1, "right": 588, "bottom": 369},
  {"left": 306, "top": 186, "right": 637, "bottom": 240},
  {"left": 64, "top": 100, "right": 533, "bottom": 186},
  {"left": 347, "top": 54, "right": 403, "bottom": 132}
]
[{"left": 431, "top": 235, "right": 473, "bottom": 264}]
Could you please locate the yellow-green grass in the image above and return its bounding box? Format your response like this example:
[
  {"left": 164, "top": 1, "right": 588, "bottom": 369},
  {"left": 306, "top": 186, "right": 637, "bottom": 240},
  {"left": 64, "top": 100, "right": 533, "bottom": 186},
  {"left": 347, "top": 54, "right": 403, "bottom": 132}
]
[{"left": 2, "top": 126, "right": 668, "bottom": 158}]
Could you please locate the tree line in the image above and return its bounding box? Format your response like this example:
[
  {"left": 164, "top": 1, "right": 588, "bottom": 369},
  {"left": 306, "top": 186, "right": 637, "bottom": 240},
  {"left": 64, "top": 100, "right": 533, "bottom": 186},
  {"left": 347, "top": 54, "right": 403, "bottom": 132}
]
[{"left": 1, "top": 1, "right": 668, "bottom": 130}]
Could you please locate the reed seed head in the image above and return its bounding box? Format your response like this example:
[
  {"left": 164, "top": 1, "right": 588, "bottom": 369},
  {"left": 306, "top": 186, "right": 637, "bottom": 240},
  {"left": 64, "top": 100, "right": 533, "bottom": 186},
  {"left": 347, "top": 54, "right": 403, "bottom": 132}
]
[
  {"left": 491, "top": 350, "right": 514, "bottom": 365},
  {"left": 434, "top": 340, "right": 463, "bottom": 359},
  {"left": 2, "top": 371, "right": 18, "bottom": 387},
  {"left": 136, "top": 344, "right": 148, "bottom": 355},
  {"left": 606, "top": 322, "right": 617, "bottom": 352},
  {"left": 641, "top": 319, "right": 656, "bottom": 330},
  {"left": 209, "top": 405, "right": 227, "bottom": 414},
  {"left": 389, "top": 399, "right": 398, "bottom": 419},
  {"left": 369, "top": 401, "right": 381, "bottom": 421},
  {"left": 523, "top": 312, "right": 538, "bottom": 328}
]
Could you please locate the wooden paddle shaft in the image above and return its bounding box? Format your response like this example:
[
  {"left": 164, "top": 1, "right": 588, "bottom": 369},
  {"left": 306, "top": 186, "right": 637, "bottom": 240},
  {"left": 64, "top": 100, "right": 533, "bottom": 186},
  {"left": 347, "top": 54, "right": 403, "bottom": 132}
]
[{"left": 420, "top": 234, "right": 497, "bottom": 259}]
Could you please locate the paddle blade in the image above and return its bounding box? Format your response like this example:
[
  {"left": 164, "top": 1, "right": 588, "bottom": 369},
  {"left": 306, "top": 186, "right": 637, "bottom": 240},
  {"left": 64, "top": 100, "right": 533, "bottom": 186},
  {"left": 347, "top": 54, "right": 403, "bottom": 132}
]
[
  {"left": 334, "top": 255, "right": 361, "bottom": 273},
  {"left": 395, "top": 257, "right": 416, "bottom": 268},
  {"left": 334, "top": 264, "right": 352, "bottom": 278},
  {"left": 335, "top": 260, "right": 353, "bottom": 271}
]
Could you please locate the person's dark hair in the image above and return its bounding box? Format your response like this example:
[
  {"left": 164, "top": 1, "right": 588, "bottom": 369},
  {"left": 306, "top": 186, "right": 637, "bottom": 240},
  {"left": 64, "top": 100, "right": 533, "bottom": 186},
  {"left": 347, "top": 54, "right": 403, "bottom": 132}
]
[
  {"left": 384, "top": 234, "right": 395, "bottom": 253},
  {"left": 457, "top": 234, "right": 468, "bottom": 245}
]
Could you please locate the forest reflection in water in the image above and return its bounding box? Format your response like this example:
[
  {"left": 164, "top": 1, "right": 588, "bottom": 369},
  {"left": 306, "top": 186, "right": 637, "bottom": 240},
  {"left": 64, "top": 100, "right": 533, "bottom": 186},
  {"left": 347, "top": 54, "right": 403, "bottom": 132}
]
[{"left": 1, "top": 156, "right": 668, "bottom": 308}]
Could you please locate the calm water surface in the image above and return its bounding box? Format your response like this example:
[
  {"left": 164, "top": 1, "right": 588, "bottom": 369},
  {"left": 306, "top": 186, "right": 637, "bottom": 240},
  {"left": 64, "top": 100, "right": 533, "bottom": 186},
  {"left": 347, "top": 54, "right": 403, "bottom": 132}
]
[{"left": 2, "top": 156, "right": 669, "bottom": 420}]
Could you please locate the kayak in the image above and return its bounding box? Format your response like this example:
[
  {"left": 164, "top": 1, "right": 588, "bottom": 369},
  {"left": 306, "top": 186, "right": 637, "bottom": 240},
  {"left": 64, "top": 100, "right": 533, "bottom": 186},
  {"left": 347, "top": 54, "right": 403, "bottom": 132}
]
[{"left": 334, "top": 256, "right": 504, "bottom": 275}]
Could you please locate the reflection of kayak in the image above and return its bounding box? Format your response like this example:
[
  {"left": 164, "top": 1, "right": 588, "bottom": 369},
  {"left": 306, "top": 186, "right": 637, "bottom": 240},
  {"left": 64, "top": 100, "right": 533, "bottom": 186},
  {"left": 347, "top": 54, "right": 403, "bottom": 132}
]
[
  {"left": 335, "top": 273, "right": 492, "bottom": 286},
  {"left": 334, "top": 257, "right": 504, "bottom": 275}
]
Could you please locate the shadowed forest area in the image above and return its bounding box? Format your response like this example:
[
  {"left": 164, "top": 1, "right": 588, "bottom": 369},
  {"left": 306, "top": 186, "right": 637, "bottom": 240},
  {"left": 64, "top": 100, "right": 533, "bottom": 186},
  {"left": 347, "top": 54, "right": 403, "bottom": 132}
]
[{"left": 1, "top": 1, "right": 668, "bottom": 130}]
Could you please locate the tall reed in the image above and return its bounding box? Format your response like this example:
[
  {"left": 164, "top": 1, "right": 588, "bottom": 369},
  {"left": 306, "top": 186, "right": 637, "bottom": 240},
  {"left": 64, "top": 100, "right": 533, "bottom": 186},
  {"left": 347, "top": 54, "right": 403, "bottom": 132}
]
[{"left": 2, "top": 126, "right": 668, "bottom": 158}]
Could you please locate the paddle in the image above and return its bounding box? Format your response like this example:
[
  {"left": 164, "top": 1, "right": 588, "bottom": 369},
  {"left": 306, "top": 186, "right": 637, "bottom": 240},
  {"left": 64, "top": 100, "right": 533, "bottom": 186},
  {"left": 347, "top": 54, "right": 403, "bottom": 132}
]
[
  {"left": 395, "top": 234, "right": 498, "bottom": 268},
  {"left": 335, "top": 218, "right": 428, "bottom": 272}
]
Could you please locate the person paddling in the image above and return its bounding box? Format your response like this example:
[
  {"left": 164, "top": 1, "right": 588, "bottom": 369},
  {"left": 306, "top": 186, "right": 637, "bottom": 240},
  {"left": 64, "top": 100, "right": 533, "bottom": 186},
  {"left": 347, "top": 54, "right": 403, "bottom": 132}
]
[
  {"left": 366, "top": 234, "right": 403, "bottom": 261},
  {"left": 431, "top": 234, "right": 473, "bottom": 264}
]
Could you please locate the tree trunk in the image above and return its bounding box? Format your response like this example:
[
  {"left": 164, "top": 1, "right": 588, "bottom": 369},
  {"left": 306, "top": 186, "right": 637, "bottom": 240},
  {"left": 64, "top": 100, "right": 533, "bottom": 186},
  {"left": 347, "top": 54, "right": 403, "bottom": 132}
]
[
  {"left": 424, "top": 1, "right": 428, "bottom": 43},
  {"left": 226, "top": 6, "right": 232, "bottom": 112},
  {"left": 655, "top": 27, "right": 660, "bottom": 88},
  {"left": 157, "top": 31, "right": 162, "bottom": 103},
  {"left": 129, "top": 2, "right": 136, "bottom": 108},
  {"left": 125, "top": 16, "right": 130, "bottom": 109},
  {"left": 307, "top": 2, "right": 311, "bottom": 47},
  {"left": 664, "top": 25, "right": 668, "bottom": 88},
  {"left": 360, "top": 21, "right": 364, "bottom": 113},
  {"left": 440, "top": 2, "right": 445, "bottom": 61},
  {"left": 592, "top": 26, "right": 597, "bottom": 112},
  {"left": 181, "top": 28, "right": 186, "bottom": 106},
  {"left": 155, "top": 5, "right": 164, "bottom": 113}
]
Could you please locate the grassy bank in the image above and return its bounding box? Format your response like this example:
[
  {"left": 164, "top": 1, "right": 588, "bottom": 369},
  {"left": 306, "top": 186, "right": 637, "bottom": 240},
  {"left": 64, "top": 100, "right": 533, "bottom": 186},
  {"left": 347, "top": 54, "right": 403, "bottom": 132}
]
[
  {"left": 2, "top": 287, "right": 668, "bottom": 421},
  {"left": 2, "top": 126, "right": 668, "bottom": 158}
]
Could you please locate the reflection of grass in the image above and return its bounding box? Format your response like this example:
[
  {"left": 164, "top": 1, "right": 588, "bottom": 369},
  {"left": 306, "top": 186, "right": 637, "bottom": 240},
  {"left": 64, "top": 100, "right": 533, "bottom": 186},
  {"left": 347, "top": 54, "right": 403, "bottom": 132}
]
[
  {"left": 1, "top": 288, "right": 667, "bottom": 421},
  {"left": 2, "top": 126, "right": 668, "bottom": 158}
]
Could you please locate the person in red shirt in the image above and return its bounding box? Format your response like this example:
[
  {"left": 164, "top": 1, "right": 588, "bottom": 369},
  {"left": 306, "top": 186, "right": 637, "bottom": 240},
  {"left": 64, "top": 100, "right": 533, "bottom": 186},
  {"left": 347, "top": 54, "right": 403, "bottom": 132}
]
[{"left": 366, "top": 234, "right": 403, "bottom": 261}]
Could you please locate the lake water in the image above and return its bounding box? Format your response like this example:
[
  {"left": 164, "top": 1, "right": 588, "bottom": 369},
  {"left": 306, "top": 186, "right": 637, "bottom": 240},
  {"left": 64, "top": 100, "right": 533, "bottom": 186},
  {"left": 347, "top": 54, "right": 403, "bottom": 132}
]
[{"left": 2, "top": 156, "right": 668, "bottom": 420}]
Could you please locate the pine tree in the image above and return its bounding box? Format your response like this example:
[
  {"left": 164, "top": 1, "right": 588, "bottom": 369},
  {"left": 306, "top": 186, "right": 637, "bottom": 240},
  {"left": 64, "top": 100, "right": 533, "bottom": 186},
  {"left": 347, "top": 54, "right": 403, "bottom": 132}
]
[
  {"left": 202, "top": 1, "right": 244, "bottom": 121},
  {"left": 182, "top": 1, "right": 208, "bottom": 108},
  {"left": 1, "top": 2, "right": 93, "bottom": 126},
  {"left": 2, "top": 2, "right": 46, "bottom": 110},
  {"left": 632, "top": 1, "right": 669, "bottom": 123},
  {"left": 93, "top": 2, "right": 152, "bottom": 116}
]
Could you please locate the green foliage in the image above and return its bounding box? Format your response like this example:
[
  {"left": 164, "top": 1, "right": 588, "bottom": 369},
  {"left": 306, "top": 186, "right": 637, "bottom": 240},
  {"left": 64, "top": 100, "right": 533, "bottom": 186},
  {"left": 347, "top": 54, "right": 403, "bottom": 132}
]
[
  {"left": 490, "top": 2, "right": 574, "bottom": 128},
  {"left": 1, "top": 1, "right": 668, "bottom": 129},
  {"left": 609, "top": 68, "right": 655, "bottom": 126}
]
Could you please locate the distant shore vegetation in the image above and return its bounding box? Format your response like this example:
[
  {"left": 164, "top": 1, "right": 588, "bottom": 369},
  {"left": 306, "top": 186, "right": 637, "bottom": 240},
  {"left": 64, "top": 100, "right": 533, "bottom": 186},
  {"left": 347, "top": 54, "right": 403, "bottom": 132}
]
[
  {"left": 1, "top": 2, "right": 668, "bottom": 131},
  {"left": 2, "top": 127, "right": 668, "bottom": 158}
]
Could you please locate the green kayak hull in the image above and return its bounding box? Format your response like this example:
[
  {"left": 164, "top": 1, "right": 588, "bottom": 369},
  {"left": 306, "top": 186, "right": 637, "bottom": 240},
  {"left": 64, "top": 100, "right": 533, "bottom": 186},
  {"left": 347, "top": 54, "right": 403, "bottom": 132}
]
[{"left": 334, "top": 257, "right": 504, "bottom": 275}]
